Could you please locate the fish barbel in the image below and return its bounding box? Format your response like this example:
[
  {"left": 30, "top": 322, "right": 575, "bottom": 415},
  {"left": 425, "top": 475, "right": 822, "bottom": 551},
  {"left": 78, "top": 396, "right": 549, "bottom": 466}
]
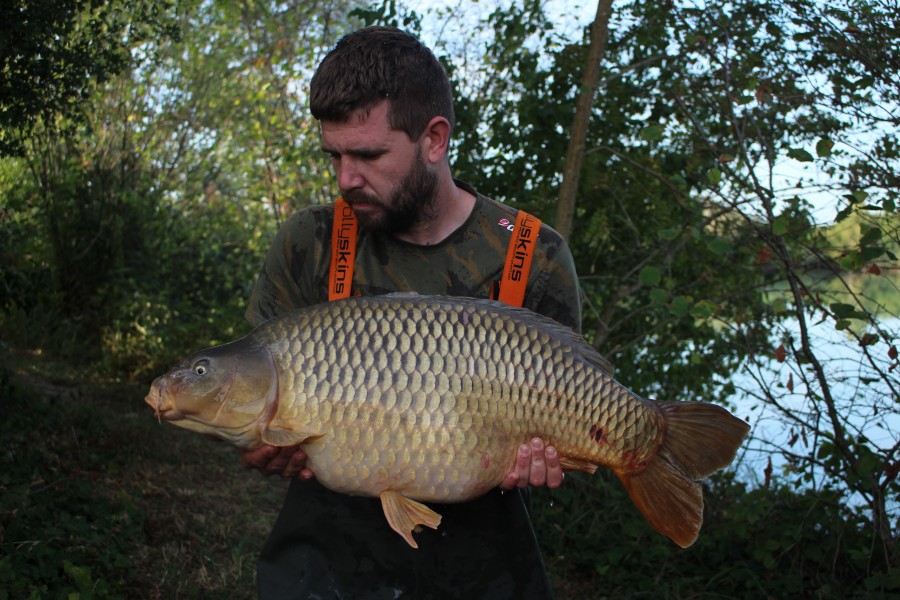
[{"left": 145, "top": 293, "right": 749, "bottom": 548}]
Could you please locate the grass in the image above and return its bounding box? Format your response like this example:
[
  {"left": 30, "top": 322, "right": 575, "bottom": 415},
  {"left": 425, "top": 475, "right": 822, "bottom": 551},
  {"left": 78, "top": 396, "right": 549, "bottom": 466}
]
[{"left": 0, "top": 352, "right": 288, "bottom": 599}]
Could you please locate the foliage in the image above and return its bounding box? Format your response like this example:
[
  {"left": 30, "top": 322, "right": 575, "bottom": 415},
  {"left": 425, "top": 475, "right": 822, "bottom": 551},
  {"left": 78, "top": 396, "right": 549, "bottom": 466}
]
[
  {"left": 533, "top": 471, "right": 899, "bottom": 599},
  {"left": 624, "top": 0, "right": 900, "bottom": 566},
  {"left": 441, "top": 0, "right": 899, "bottom": 575},
  {"left": 0, "top": 0, "right": 363, "bottom": 377},
  {"left": 2, "top": 107, "right": 269, "bottom": 376},
  {"left": 0, "top": 0, "right": 178, "bottom": 156}
]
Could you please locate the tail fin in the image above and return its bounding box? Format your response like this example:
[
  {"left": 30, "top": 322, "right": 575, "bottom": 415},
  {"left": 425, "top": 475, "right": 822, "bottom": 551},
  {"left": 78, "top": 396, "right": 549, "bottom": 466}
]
[{"left": 616, "top": 402, "right": 750, "bottom": 548}]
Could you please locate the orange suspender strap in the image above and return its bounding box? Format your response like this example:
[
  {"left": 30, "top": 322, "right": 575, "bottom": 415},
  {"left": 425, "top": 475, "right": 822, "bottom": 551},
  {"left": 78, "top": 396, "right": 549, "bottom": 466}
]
[
  {"left": 498, "top": 210, "right": 541, "bottom": 308},
  {"left": 328, "top": 198, "right": 358, "bottom": 301}
]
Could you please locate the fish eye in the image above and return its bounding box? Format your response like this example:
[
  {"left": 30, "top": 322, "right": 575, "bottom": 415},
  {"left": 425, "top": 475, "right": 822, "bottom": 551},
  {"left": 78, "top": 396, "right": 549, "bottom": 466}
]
[{"left": 192, "top": 359, "right": 210, "bottom": 376}]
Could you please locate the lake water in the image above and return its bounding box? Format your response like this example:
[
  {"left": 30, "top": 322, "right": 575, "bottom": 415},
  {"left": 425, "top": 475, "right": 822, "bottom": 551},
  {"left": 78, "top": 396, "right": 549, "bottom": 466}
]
[{"left": 725, "top": 315, "right": 899, "bottom": 513}]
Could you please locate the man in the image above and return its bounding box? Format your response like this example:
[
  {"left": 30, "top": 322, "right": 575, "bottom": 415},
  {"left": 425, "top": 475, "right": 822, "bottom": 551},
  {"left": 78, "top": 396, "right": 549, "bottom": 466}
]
[{"left": 242, "top": 26, "right": 582, "bottom": 599}]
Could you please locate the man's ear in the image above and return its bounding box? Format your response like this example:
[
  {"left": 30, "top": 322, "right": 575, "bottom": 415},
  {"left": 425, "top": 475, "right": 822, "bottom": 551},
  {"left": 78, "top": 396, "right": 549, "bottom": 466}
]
[{"left": 420, "top": 116, "right": 452, "bottom": 165}]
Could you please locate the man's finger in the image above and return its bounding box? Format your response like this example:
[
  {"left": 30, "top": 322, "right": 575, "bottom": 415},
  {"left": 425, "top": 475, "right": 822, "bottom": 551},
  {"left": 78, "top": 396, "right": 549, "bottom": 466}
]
[
  {"left": 545, "top": 445, "right": 564, "bottom": 489},
  {"left": 499, "top": 444, "right": 532, "bottom": 490},
  {"left": 515, "top": 442, "right": 532, "bottom": 488},
  {"left": 282, "top": 448, "right": 309, "bottom": 478},
  {"left": 241, "top": 445, "right": 277, "bottom": 470},
  {"left": 528, "top": 438, "right": 547, "bottom": 487}
]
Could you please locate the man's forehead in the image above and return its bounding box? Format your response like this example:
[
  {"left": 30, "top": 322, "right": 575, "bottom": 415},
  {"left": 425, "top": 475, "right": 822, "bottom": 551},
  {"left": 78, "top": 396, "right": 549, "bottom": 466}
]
[
  {"left": 323, "top": 99, "right": 390, "bottom": 127},
  {"left": 320, "top": 104, "right": 406, "bottom": 152}
]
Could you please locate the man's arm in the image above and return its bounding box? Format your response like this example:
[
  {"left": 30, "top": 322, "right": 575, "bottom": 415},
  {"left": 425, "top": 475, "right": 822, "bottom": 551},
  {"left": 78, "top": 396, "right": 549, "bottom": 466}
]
[
  {"left": 245, "top": 209, "right": 324, "bottom": 328},
  {"left": 242, "top": 445, "right": 314, "bottom": 479},
  {"left": 500, "top": 222, "right": 581, "bottom": 490},
  {"left": 242, "top": 209, "right": 325, "bottom": 479}
]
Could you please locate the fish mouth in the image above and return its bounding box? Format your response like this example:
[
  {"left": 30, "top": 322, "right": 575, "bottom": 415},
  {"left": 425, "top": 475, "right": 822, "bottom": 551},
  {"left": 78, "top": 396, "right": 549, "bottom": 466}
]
[{"left": 144, "top": 380, "right": 185, "bottom": 422}]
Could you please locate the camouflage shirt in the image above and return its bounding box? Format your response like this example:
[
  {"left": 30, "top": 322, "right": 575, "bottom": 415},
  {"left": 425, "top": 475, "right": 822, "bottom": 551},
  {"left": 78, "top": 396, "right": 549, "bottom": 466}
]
[
  {"left": 247, "top": 181, "right": 581, "bottom": 600},
  {"left": 246, "top": 181, "right": 581, "bottom": 333}
]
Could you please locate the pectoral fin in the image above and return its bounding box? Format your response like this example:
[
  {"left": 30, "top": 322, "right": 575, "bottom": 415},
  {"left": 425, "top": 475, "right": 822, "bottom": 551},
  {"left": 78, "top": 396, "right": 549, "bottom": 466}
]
[
  {"left": 261, "top": 422, "right": 322, "bottom": 447},
  {"left": 379, "top": 490, "right": 442, "bottom": 548}
]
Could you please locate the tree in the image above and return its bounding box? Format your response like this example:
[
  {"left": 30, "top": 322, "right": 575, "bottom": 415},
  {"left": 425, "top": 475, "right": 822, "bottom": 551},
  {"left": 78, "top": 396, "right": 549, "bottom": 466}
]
[
  {"left": 0, "top": 0, "right": 176, "bottom": 155},
  {"left": 1, "top": 0, "right": 363, "bottom": 372},
  {"left": 624, "top": 0, "right": 900, "bottom": 567},
  {"left": 554, "top": 0, "right": 614, "bottom": 240},
  {"left": 443, "top": 0, "right": 898, "bottom": 591}
]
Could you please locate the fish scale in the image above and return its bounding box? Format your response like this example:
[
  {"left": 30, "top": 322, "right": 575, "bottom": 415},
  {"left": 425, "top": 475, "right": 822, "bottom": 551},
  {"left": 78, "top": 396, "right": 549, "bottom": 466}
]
[
  {"left": 270, "top": 297, "right": 658, "bottom": 499},
  {"left": 146, "top": 293, "right": 749, "bottom": 548}
]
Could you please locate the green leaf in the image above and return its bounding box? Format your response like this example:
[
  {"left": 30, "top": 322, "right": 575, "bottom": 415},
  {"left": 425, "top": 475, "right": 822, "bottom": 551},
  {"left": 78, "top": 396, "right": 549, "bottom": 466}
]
[
  {"left": 707, "top": 238, "right": 731, "bottom": 255},
  {"left": 859, "top": 226, "right": 882, "bottom": 246},
  {"left": 640, "top": 125, "right": 663, "bottom": 141},
  {"left": 817, "top": 441, "right": 836, "bottom": 460},
  {"left": 830, "top": 303, "right": 854, "bottom": 318},
  {"left": 860, "top": 246, "right": 885, "bottom": 262},
  {"left": 772, "top": 215, "right": 789, "bottom": 235},
  {"left": 816, "top": 138, "right": 834, "bottom": 158},
  {"left": 835, "top": 204, "right": 853, "bottom": 222},
  {"left": 787, "top": 148, "right": 814, "bottom": 162},
  {"left": 830, "top": 302, "right": 867, "bottom": 320},
  {"left": 707, "top": 167, "right": 722, "bottom": 184},
  {"left": 657, "top": 227, "right": 681, "bottom": 240},
  {"left": 639, "top": 266, "right": 661, "bottom": 286},
  {"left": 669, "top": 295, "right": 692, "bottom": 317},
  {"left": 839, "top": 253, "right": 862, "bottom": 270},
  {"left": 649, "top": 288, "right": 668, "bottom": 305},
  {"left": 690, "top": 300, "right": 717, "bottom": 319}
]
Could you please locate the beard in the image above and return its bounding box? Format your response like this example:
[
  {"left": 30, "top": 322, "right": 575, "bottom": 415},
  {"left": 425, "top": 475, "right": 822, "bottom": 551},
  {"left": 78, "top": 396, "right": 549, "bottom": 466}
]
[{"left": 343, "top": 151, "right": 438, "bottom": 236}]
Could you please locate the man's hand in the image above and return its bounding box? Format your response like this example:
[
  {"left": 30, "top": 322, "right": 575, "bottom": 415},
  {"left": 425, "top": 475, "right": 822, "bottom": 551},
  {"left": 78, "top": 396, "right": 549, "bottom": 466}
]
[
  {"left": 500, "top": 438, "right": 564, "bottom": 490},
  {"left": 240, "top": 444, "right": 315, "bottom": 479}
]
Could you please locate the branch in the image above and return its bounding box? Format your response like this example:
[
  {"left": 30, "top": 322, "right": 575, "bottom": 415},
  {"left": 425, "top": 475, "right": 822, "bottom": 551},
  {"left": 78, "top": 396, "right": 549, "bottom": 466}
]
[{"left": 554, "top": 0, "right": 614, "bottom": 239}]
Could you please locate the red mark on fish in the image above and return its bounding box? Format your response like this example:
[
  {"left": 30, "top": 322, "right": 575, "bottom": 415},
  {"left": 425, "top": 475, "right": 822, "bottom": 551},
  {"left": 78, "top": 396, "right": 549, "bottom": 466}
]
[{"left": 589, "top": 424, "right": 604, "bottom": 444}]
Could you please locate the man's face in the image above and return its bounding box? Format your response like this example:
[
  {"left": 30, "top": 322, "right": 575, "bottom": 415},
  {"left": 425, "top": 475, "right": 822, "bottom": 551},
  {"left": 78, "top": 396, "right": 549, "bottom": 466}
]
[{"left": 321, "top": 101, "right": 438, "bottom": 235}]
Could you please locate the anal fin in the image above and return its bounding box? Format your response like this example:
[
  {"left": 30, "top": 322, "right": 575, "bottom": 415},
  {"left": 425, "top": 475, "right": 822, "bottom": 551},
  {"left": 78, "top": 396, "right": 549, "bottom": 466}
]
[{"left": 379, "top": 490, "right": 442, "bottom": 548}]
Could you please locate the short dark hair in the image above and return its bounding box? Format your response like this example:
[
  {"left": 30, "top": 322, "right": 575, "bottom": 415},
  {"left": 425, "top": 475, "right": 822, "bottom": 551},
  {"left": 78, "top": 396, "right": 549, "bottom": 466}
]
[{"left": 309, "top": 27, "right": 455, "bottom": 140}]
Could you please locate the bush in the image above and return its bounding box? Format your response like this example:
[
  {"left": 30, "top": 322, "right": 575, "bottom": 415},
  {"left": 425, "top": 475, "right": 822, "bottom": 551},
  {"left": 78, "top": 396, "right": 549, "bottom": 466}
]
[{"left": 534, "top": 470, "right": 899, "bottom": 599}]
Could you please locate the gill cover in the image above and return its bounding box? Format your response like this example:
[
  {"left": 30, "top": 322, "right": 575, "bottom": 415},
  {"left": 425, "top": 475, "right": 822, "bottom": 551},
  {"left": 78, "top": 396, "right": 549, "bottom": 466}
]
[{"left": 159, "top": 336, "right": 277, "bottom": 446}]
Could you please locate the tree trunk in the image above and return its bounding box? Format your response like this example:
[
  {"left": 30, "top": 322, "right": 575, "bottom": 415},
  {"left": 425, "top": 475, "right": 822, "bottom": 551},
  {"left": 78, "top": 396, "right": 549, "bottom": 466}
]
[{"left": 553, "top": 0, "right": 614, "bottom": 240}]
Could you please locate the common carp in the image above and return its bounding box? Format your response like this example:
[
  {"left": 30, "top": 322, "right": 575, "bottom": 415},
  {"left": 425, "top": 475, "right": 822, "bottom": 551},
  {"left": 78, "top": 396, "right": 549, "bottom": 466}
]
[{"left": 144, "top": 293, "right": 749, "bottom": 548}]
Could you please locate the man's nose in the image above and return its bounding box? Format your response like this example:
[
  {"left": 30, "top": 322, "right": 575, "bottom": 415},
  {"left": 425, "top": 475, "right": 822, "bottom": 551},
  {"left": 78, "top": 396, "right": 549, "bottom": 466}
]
[{"left": 336, "top": 157, "right": 365, "bottom": 191}]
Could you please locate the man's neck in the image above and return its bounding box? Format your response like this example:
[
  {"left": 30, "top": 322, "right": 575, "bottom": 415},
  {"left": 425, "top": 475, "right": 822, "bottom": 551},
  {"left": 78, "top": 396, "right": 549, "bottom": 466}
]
[{"left": 393, "top": 177, "right": 476, "bottom": 246}]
